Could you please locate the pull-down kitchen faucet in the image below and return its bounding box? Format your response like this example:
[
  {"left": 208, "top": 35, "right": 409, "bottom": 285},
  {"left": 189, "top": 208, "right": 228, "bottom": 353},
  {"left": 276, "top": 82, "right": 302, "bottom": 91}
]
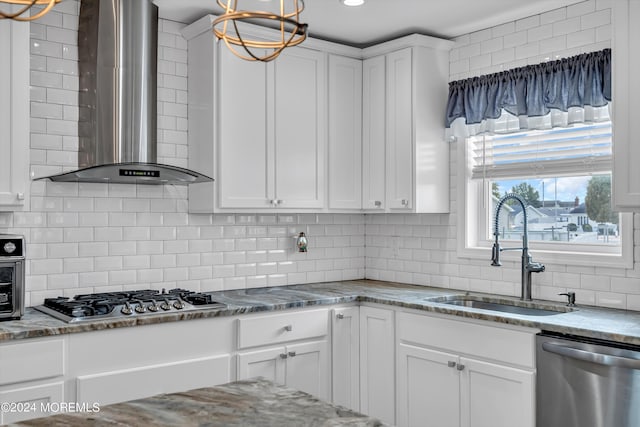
[{"left": 491, "top": 193, "right": 545, "bottom": 301}]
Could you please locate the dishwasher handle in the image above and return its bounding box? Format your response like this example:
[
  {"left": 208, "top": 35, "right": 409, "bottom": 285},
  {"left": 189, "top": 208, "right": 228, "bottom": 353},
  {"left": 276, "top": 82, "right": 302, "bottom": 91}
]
[{"left": 542, "top": 342, "right": 640, "bottom": 370}]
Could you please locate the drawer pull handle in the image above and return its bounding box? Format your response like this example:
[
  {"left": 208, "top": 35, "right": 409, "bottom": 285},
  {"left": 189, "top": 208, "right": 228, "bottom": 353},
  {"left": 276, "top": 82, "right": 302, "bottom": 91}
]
[
  {"left": 374, "top": 200, "right": 382, "bottom": 207},
  {"left": 447, "top": 361, "right": 456, "bottom": 368},
  {"left": 284, "top": 325, "right": 293, "bottom": 332},
  {"left": 288, "top": 351, "right": 296, "bottom": 357},
  {"left": 456, "top": 364, "right": 465, "bottom": 371},
  {"left": 279, "top": 353, "right": 288, "bottom": 359},
  {"left": 336, "top": 313, "right": 344, "bottom": 319}
]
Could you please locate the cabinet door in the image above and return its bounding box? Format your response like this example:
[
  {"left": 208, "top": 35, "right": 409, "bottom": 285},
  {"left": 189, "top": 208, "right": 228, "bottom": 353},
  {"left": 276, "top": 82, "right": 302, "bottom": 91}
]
[
  {"left": 237, "top": 346, "right": 286, "bottom": 385},
  {"left": 362, "top": 55, "right": 387, "bottom": 210},
  {"left": 0, "top": 382, "right": 64, "bottom": 424},
  {"left": 217, "top": 46, "right": 272, "bottom": 209},
  {"left": 0, "top": 15, "right": 29, "bottom": 209},
  {"left": 613, "top": 0, "right": 640, "bottom": 210},
  {"left": 386, "top": 48, "right": 413, "bottom": 210},
  {"left": 331, "top": 307, "right": 359, "bottom": 410},
  {"left": 397, "top": 344, "right": 460, "bottom": 427},
  {"left": 273, "top": 48, "right": 326, "bottom": 208},
  {"left": 460, "top": 357, "right": 534, "bottom": 427},
  {"left": 285, "top": 340, "right": 329, "bottom": 401},
  {"left": 360, "top": 306, "right": 395, "bottom": 425},
  {"left": 328, "top": 55, "right": 362, "bottom": 210}
]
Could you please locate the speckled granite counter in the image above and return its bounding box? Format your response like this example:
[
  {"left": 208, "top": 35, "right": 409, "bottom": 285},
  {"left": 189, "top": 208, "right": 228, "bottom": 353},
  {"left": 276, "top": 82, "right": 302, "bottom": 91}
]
[
  {"left": 11, "top": 378, "right": 386, "bottom": 427},
  {"left": 2, "top": 279, "right": 640, "bottom": 345}
]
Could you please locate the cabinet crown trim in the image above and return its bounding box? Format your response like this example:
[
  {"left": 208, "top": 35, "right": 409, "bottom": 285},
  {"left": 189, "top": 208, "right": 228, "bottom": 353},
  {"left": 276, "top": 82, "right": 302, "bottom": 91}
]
[
  {"left": 181, "top": 14, "right": 361, "bottom": 58},
  {"left": 181, "top": 15, "right": 452, "bottom": 58}
]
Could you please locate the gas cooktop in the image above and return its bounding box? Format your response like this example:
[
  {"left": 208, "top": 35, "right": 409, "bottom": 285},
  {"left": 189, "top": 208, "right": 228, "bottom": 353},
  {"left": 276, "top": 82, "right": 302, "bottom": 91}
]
[{"left": 34, "top": 288, "right": 226, "bottom": 323}]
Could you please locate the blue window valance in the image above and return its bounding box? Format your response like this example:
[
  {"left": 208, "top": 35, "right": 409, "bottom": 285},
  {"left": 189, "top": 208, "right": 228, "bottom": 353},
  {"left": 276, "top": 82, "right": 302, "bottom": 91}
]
[{"left": 445, "top": 49, "right": 611, "bottom": 137}]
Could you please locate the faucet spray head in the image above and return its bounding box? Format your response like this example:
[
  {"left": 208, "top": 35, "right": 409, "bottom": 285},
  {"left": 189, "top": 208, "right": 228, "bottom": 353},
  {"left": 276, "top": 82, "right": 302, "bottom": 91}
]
[{"left": 491, "top": 241, "right": 501, "bottom": 266}]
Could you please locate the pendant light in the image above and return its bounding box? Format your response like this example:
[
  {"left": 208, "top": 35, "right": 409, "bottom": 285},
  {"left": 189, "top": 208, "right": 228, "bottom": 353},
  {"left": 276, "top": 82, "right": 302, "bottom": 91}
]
[
  {"left": 213, "top": 0, "right": 308, "bottom": 62},
  {"left": 0, "top": 0, "right": 61, "bottom": 21}
]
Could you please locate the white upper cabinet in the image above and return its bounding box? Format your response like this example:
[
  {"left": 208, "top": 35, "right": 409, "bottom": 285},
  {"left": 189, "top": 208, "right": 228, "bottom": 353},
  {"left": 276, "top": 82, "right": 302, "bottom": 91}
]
[
  {"left": 184, "top": 17, "right": 362, "bottom": 213},
  {"left": 217, "top": 47, "right": 270, "bottom": 209},
  {"left": 612, "top": 0, "right": 640, "bottom": 210},
  {"left": 328, "top": 55, "right": 363, "bottom": 210},
  {"left": 184, "top": 19, "right": 451, "bottom": 213},
  {"left": 273, "top": 47, "right": 326, "bottom": 209},
  {"left": 386, "top": 48, "right": 414, "bottom": 210},
  {"left": 362, "top": 55, "right": 387, "bottom": 210},
  {"left": 0, "top": 18, "right": 29, "bottom": 210},
  {"left": 215, "top": 45, "right": 326, "bottom": 210},
  {"left": 362, "top": 36, "right": 454, "bottom": 213}
]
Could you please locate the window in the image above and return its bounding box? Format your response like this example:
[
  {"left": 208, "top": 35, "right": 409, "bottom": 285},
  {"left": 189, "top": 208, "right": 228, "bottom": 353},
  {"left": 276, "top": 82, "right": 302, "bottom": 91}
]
[{"left": 458, "top": 119, "right": 633, "bottom": 268}]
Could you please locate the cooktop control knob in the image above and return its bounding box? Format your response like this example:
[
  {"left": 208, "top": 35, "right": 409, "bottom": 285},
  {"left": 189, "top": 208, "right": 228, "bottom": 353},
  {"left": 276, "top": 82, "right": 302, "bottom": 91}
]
[
  {"left": 148, "top": 300, "right": 159, "bottom": 312},
  {"left": 173, "top": 300, "right": 185, "bottom": 310},
  {"left": 134, "top": 302, "right": 146, "bottom": 313},
  {"left": 160, "top": 299, "right": 171, "bottom": 311},
  {"left": 121, "top": 302, "right": 133, "bottom": 315}
]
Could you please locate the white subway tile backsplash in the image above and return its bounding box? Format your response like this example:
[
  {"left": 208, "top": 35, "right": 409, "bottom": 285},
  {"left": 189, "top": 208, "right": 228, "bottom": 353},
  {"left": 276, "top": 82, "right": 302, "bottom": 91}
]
[
  {"left": 567, "top": 1, "right": 596, "bottom": 18},
  {"left": 491, "top": 21, "right": 515, "bottom": 38},
  {"left": 515, "top": 15, "right": 540, "bottom": 31},
  {"left": 527, "top": 24, "right": 553, "bottom": 42},
  {"left": 566, "top": 28, "right": 596, "bottom": 48},
  {"left": 31, "top": 39, "right": 63, "bottom": 57},
  {"left": 581, "top": 9, "right": 610, "bottom": 29}
]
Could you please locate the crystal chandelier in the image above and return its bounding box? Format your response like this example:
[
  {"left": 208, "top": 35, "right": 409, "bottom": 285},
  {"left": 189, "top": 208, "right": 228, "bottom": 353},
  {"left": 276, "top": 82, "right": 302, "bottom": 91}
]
[
  {"left": 0, "top": 0, "right": 61, "bottom": 21},
  {"left": 213, "top": 0, "right": 308, "bottom": 62}
]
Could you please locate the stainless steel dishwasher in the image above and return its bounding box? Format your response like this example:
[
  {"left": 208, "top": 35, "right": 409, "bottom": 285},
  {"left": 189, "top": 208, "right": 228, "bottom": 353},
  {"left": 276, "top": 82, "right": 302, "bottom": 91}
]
[{"left": 536, "top": 332, "right": 640, "bottom": 427}]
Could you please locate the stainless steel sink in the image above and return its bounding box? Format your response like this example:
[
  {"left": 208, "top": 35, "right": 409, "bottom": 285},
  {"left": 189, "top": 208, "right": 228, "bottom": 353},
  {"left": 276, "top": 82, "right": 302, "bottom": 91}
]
[{"left": 429, "top": 295, "right": 574, "bottom": 316}]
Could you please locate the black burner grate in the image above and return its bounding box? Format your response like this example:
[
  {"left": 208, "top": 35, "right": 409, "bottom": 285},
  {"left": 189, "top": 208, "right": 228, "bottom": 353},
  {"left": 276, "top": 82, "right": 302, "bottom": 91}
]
[{"left": 42, "top": 288, "right": 222, "bottom": 318}]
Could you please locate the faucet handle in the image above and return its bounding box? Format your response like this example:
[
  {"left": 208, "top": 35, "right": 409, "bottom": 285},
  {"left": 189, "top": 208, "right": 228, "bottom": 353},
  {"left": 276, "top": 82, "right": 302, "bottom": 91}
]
[{"left": 558, "top": 292, "right": 576, "bottom": 307}]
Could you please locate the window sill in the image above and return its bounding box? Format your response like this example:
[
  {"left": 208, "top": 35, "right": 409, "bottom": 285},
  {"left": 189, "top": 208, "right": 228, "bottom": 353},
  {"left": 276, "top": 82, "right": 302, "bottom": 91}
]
[{"left": 457, "top": 236, "right": 633, "bottom": 270}]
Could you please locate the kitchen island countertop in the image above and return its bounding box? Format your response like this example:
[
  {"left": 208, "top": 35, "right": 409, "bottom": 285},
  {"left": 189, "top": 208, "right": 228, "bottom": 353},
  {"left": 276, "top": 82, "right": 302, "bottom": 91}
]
[
  {"left": 10, "top": 377, "right": 386, "bottom": 427},
  {"left": 2, "top": 279, "right": 640, "bottom": 345}
]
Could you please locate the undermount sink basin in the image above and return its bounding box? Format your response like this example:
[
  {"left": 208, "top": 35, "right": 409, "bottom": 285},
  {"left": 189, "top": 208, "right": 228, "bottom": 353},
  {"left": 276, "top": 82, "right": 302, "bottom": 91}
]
[{"left": 430, "top": 295, "right": 574, "bottom": 317}]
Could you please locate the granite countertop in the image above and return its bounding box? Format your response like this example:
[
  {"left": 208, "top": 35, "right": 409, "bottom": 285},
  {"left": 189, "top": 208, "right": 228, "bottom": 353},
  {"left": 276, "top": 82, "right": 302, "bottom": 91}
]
[
  {"left": 2, "top": 279, "right": 640, "bottom": 345},
  {"left": 11, "top": 378, "right": 387, "bottom": 427}
]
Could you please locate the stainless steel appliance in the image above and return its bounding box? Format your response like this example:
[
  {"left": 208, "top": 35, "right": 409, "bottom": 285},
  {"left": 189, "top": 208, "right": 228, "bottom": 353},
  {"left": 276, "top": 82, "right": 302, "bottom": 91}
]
[
  {"left": 536, "top": 332, "right": 640, "bottom": 427},
  {"left": 34, "top": 289, "right": 226, "bottom": 323},
  {"left": 37, "top": 0, "right": 212, "bottom": 185},
  {"left": 0, "top": 234, "right": 25, "bottom": 321}
]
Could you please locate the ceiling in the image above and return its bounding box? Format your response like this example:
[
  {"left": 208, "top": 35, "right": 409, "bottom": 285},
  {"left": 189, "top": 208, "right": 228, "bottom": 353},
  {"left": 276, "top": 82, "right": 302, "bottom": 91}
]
[{"left": 154, "top": 0, "right": 586, "bottom": 47}]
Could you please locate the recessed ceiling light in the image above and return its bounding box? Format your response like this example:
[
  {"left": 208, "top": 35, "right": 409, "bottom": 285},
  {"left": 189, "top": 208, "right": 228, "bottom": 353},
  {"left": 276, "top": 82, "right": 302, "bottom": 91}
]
[{"left": 340, "top": 0, "right": 365, "bottom": 6}]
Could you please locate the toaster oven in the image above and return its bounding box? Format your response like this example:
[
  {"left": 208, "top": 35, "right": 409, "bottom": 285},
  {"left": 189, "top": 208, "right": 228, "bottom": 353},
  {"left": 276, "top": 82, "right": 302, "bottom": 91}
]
[{"left": 0, "top": 234, "right": 25, "bottom": 321}]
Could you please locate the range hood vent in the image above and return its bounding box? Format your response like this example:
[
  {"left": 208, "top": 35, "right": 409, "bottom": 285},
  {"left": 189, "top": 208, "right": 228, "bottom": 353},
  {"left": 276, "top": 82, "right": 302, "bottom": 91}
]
[{"left": 39, "top": 0, "right": 212, "bottom": 185}]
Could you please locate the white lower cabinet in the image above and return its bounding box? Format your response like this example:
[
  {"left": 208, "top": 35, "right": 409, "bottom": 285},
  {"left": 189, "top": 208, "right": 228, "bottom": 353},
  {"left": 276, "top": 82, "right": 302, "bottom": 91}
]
[
  {"left": 331, "top": 306, "right": 360, "bottom": 411},
  {"left": 397, "top": 344, "right": 461, "bottom": 427},
  {"left": 459, "top": 356, "right": 534, "bottom": 427},
  {"left": 236, "top": 308, "right": 331, "bottom": 401},
  {"left": 0, "top": 337, "right": 65, "bottom": 424},
  {"left": 0, "top": 382, "right": 65, "bottom": 424},
  {"left": 396, "top": 311, "right": 537, "bottom": 427},
  {"left": 68, "top": 317, "right": 234, "bottom": 407},
  {"left": 237, "top": 339, "right": 329, "bottom": 400},
  {"left": 360, "top": 305, "right": 395, "bottom": 425}
]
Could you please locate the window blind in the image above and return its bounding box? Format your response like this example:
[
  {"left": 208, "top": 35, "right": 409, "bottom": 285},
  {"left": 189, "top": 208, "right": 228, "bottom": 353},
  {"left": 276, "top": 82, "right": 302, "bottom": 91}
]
[{"left": 470, "top": 122, "right": 612, "bottom": 180}]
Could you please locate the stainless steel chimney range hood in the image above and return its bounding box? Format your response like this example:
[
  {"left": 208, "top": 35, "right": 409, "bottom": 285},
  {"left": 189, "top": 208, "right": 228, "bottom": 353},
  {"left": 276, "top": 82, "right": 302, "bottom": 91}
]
[{"left": 39, "top": 0, "right": 212, "bottom": 185}]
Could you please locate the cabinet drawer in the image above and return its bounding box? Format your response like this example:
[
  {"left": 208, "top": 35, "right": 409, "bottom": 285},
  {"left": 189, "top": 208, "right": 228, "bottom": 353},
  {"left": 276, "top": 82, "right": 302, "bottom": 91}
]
[
  {"left": 0, "top": 338, "right": 64, "bottom": 385},
  {"left": 0, "top": 381, "right": 64, "bottom": 424},
  {"left": 237, "top": 309, "right": 329, "bottom": 349},
  {"left": 76, "top": 354, "right": 231, "bottom": 406},
  {"left": 397, "top": 312, "right": 536, "bottom": 368}
]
